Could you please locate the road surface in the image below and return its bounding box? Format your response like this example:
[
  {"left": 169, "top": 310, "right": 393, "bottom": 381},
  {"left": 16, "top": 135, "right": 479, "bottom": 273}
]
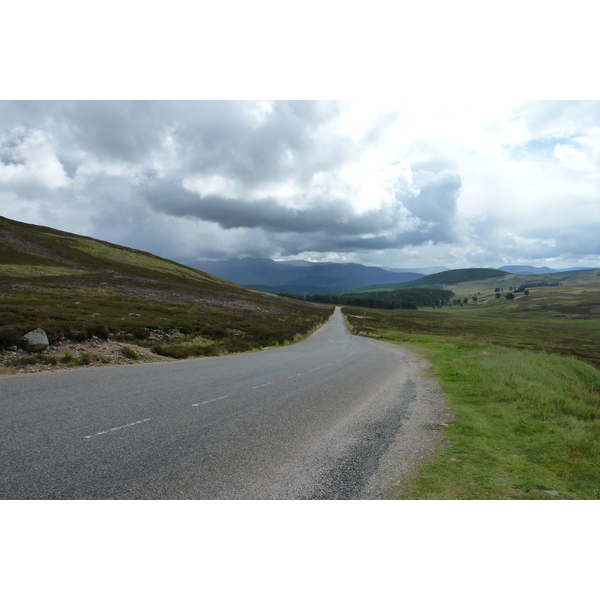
[{"left": 0, "top": 307, "right": 444, "bottom": 499}]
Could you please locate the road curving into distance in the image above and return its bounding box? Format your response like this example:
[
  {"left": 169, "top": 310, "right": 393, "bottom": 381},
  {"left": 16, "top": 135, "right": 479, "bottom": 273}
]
[{"left": 1, "top": 307, "right": 443, "bottom": 499}]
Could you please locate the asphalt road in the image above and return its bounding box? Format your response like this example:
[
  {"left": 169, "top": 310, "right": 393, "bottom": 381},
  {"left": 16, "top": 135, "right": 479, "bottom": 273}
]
[{"left": 1, "top": 307, "right": 421, "bottom": 499}]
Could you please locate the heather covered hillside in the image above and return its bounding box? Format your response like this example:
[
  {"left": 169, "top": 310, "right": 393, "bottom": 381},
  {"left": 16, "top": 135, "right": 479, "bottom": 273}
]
[{"left": 0, "top": 216, "right": 332, "bottom": 370}]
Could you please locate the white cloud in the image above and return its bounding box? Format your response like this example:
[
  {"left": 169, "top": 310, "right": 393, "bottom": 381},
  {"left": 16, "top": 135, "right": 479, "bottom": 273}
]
[
  {"left": 553, "top": 144, "right": 597, "bottom": 172},
  {"left": 0, "top": 129, "right": 70, "bottom": 191}
]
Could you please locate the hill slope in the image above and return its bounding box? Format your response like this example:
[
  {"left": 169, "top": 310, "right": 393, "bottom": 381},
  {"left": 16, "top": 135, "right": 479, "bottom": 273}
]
[
  {"left": 347, "top": 268, "right": 508, "bottom": 293},
  {"left": 0, "top": 216, "right": 332, "bottom": 364}
]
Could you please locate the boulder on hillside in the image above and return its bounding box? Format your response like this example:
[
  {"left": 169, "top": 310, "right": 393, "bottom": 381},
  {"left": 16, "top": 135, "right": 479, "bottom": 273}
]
[{"left": 23, "top": 329, "right": 50, "bottom": 352}]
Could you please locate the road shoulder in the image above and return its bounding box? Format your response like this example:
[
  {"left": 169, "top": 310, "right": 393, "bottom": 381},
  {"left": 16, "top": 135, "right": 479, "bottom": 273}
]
[{"left": 362, "top": 347, "right": 452, "bottom": 499}]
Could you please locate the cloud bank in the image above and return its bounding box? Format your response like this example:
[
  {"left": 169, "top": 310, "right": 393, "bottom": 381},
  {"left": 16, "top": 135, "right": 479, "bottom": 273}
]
[{"left": 1, "top": 100, "right": 599, "bottom": 269}]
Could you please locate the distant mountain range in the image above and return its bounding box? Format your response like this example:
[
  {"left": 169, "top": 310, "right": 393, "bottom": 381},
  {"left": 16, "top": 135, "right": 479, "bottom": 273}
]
[
  {"left": 385, "top": 266, "right": 450, "bottom": 275},
  {"left": 186, "top": 258, "right": 425, "bottom": 295},
  {"left": 185, "top": 258, "right": 600, "bottom": 295},
  {"left": 497, "top": 265, "right": 600, "bottom": 275}
]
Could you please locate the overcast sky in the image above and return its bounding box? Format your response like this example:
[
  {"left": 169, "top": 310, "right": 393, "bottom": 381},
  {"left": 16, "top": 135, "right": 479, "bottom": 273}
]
[{"left": 1, "top": 99, "right": 600, "bottom": 269}]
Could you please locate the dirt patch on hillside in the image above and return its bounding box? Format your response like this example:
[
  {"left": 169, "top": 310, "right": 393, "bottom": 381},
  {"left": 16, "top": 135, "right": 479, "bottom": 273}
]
[{"left": 0, "top": 338, "right": 173, "bottom": 376}]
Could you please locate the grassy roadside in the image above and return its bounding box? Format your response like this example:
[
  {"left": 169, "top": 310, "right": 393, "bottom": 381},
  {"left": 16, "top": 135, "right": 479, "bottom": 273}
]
[{"left": 343, "top": 308, "right": 600, "bottom": 499}]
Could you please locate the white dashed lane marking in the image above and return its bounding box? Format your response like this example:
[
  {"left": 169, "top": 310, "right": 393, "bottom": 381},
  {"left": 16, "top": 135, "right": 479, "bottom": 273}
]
[
  {"left": 192, "top": 395, "right": 229, "bottom": 407},
  {"left": 84, "top": 418, "right": 150, "bottom": 439}
]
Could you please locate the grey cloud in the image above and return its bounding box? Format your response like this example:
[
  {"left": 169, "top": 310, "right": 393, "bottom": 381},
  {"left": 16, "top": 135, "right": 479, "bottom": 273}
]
[
  {"left": 144, "top": 178, "right": 399, "bottom": 236},
  {"left": 2, "top": 101, "right": 172, "bottom": 165},
  {"left": 5, "top": 100, "right": 354, "bottom": 186},
  {"left": 536, "top": 224, "right": 600, "bottom": 257},
  {"left": 142, "top": 165, "right": 461, "bottom": 256},
  {"left": 0, "top": 101, "right": 58, "bottom": 130},
  {"left": 57, "top": 154, "right": 78, "bottom": 179},
  {"left": 405, "top": 170, "right": 460, "bottom": 221},
  {"left": 170, "top": 101, "right": 351, "bottom": 188},
  {"left": 59, "top": 101, "right": 174, "bottom": 164},
  {"left": 0, "top": 100, "right": 355, "bottom": 191}
]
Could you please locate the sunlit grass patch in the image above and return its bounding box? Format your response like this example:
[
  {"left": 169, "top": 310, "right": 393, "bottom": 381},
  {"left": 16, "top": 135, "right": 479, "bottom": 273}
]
[{"left": 398, "top": 345, "right": 600, "bottom": 499}]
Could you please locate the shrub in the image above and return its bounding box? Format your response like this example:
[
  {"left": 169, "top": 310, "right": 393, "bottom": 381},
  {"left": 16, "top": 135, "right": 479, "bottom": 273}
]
[
  {"left": 152, "top": 343, "right": 218, "bottom": 359},
  {"left": 77, "top": 352, "right": 98, "bottom": 365},
  {"left": 60, "top": 351, "right": 75, "bottom": 364},
  {"left": 120, "top": 347, "right": 139, "bottom": 360},
  {"left": 0, "top": 327, "right": 22, "bottom": 350},
  {"left": 222, "top": 338, "right": 254, "bottom": 353},
  {"left": 74, "top": 330, "right": 89, "bottom": 342},
  {"left": 91, "top": 324, "right": 110, "bottom": 340},
  {"left": 200, "top": 324, "right": 228, "bottom": 339},
  {"left": 6, "top": 355, "right": 39, "bottom": 366},
  {"left": 129, "top": 326, "right": 149, "bottom": 340}
]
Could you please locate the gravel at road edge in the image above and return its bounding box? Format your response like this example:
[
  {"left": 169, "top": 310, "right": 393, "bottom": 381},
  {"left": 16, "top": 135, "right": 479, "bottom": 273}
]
[{"left": 361, "top": 347, "right": 452, "bottom": 499}]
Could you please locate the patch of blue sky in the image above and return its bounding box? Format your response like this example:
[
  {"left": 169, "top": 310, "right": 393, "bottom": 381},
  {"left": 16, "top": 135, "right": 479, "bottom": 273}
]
[{"left": 505, "top": 135, "right": 583, "bottom": 160}]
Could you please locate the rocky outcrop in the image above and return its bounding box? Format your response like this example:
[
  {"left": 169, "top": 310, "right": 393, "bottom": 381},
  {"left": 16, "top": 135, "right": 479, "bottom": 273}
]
[{"left": 23, "top": 329, "right": 50, "bottom": 352}]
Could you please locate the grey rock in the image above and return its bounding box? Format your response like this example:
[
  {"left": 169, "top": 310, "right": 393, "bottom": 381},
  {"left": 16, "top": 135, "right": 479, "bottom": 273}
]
[{"left": 23, "top": 329, "right": 49, "bottom": 352}]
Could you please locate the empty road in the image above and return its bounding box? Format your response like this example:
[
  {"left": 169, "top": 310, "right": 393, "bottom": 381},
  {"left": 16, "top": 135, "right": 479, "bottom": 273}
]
[{"left": 0, "top": 307, "right": 444, "bottom": 499}]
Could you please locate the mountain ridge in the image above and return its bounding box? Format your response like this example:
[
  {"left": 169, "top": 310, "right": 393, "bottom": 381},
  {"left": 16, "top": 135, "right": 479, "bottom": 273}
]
[
  {"left": 497, "top": 265, "right": 600, "bottom": 275},
  {"left": 186, "top": 257, "right": 424, "bottom": 295}
]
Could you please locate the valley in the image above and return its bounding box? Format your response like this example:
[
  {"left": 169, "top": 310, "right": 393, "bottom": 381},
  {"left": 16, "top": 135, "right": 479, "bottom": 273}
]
[{"left": 3, "top": 215, "right": 600, "bottom": 500}]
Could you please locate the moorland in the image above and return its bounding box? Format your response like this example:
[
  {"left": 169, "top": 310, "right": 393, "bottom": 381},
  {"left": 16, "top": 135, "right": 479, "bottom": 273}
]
[{"left": 0, "top": 216, "right": 332, "bottom": 373}]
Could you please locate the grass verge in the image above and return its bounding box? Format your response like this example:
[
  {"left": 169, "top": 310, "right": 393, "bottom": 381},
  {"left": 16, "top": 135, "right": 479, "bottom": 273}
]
[{"left": 344, "top": 309, "right": 600, "bottom": 499}]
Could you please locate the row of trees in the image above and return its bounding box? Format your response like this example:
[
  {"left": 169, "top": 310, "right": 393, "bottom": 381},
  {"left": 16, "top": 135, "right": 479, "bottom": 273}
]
[{"left": 279, "top": 288, "right": 455, "bottom": 310}]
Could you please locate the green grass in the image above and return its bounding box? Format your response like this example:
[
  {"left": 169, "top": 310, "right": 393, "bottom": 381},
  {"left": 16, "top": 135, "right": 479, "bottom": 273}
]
[{"left": 343, "top": 306, "right": 600, "bottom": 499}]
